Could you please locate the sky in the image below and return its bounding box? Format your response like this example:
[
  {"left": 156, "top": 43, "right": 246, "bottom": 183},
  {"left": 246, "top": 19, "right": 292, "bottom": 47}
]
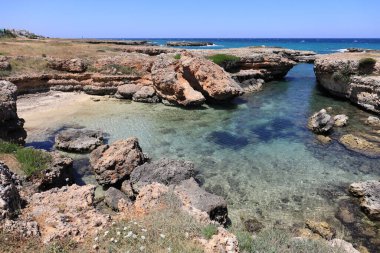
[{"left": 2, "top": 0, "right": 380, "bottom": 38}]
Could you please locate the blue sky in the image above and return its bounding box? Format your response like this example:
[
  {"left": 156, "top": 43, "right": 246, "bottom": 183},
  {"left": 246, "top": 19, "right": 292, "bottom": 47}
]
[{"left": 2, "top": 0, "right": 380, "bottom": 38}]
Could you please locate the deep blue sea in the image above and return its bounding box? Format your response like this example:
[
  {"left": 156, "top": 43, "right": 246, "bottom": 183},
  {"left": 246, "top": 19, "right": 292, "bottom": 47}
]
[{"left": 110, "top": 38, "right": 380, "bottom": 54}]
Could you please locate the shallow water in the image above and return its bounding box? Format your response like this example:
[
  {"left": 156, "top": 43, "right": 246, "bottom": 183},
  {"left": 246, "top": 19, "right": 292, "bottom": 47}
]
[{"left": 23, "top": 64, "right": 380, "bottom": 250}]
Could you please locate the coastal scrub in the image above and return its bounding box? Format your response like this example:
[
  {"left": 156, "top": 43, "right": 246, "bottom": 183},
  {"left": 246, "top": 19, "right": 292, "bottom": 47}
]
[
  {"left": 358, "top": 57, "right": 377, "bottom": 75},
  {"left": 207, "top": 54, "right": 240, "bottom": 66}
]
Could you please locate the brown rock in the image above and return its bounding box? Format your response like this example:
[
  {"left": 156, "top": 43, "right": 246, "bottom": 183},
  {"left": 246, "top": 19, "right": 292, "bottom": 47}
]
[
  {"left": 89, "top": 138, "right": 146, "bottom": 186},
  {"left": 316, "top": 135, "right": 332, "bottom": 144},
  {"left": 47, "top": 58, "right": 87, "bottom": 73},
  {"left": 349, "top": 180, "right": 380, "bottom": 220},
  {"left": 339, "top": 134, "right": 380, "bottom": 157},
  {"left": 200, "top": 227, "right": 239, "bottom": 253},
  {"left": 305, "top": 220, "right": 336, "bottom": 240}
]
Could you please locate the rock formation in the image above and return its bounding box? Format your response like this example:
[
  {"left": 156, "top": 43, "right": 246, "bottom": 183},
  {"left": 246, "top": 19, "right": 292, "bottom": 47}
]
[
  {"left": 199, "top": 227, "right": 239, "bottom": 253},
  {"left": 89, "top": 138, "right": 146, "bottom": 186},
  {"left": 339, "top": 134, "right": 380, "bottom": 158},
  {"left": 55, "top": 129, "right": 104, "bottom": 153},
  {"left": 47, "top": 58, "right": 87, "bottom": 73},
  {"left": 0, "top": 162, "right": 22, "bottom": 220},
  {"left": 0, "top": 80, "right": 27, "bottom": 144},
  {"left": 349, "top": 180, "right": 380, "bottom": 220},
  {"left": 308, "top": 109, "right": 334, "bottom": 134},
  {"left": 315, "top": 52, "right": 380, "bottom": 114}
]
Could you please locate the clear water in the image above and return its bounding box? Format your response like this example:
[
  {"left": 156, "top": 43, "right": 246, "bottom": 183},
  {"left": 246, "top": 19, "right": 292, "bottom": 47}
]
[
  {"left": 24, "top": 64, "right": 380, "bottom": 250},
  {"left": 107, "top": 38, "right": 380, "bottom": 53}
]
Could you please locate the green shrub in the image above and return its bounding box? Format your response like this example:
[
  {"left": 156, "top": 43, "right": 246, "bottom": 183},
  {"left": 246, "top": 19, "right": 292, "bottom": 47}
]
[
  {"left": 332, "top": 71, "right": 351, "bottom": 83},
  {"left": 107, "top": 64, "right": 136, "bottom": 75},
  {"left": 15, "top": 148, "right": 52, "bottom": 176},
  {"left": 174, "top": 54, "right": 181, "bottom": 60},
  {"left": 206, "top": 54, "right": 240, "bottom": 66},
  {"left": 201, "top": 224, "right": 218, "bottom": 240},
  {"left": 358, "top": 57, "right": 377, "bottom": 75},
  {"left": 0, "top": 141, "right": 20, "bottom": 153},
  {"left": 0, "top": 70, "right": 11, "bottom": 77}
]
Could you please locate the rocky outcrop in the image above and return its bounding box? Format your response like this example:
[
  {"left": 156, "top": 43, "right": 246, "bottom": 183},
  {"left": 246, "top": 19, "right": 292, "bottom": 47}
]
[
  {"left": 22, "top": 184, "right": 109, "bottom": 242},
  {"left": 89, "top": 138, "right": 146, "bottom": 186},
  {"left": 130, "top": 158, "right": 198, "bottom": 191},
  {"left": 151, "top": 53, "right": 243, "bottom": 106},
  {"left": 334, "top": 114, "right": 349, "bottom": 127},
  {"left": 47, "top": 58, "right": 87, "bottom": 73},
  {"left": 314, "top": 52, "right": 380, "bottom": 114},
  {"left": 166, "top": 41, "right": 214, "bottom": 47},
  {"left": 329, "top": 239, "right": 360, "bottom": 253},
  {"left": 55, "top": 129, "right": 104, "bottom": 153},
  {"left": 30, "top": 152, "right": 74, "bottom": 192},
  {"left": 308, "top": 109, "right": 334, "bottom": 134},
  {"left": 104, "top": 187, "right": 132, "bottom": 211},
  {"left": 0, "top": 162, "right": 22, "bottom": 220},
  {"left": 199, "top": 227, "right": 239, "bottom": 253},
  {"left": 174, "top": 178, "right": 228, "bottom": 226},
  {"left": 349, "top": 180, "right": 380, "bottom": 220},
  {"left": 365, "top": 116, "right": 380, "bottom": 127},
  {"left": 0, "top": 81, "right": 27, "bottom": 144},
  {"left": 115, "top": 84, "right": 141, "bottom": 99},
  {"left": 339, "top": 134, "right": 380, "bottom": 158},
  {"left": 132, "top": 86, "right": 160, "bottom": 103}
]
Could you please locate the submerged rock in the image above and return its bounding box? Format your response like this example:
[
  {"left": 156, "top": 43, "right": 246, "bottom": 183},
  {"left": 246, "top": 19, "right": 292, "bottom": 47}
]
[
  {"left": 0, "top": 162, "right": 22, "bottom": 220},
  {"left": 55, "top": 129, "right": 104, "bottom": 153},
  {"left": 365, "top": 116, "right": 380, "bottom": 127},
  {"left": 308, "top": 109, "right": 334, "bottom": 134},
  {"left": 0, "top": 81, "right": 27, "bottom": 144},
  {"left": 130, "top": 158, "right": 198, "bottom": 191},
  {"left": 315, "top": 134, "right": 332, "bottom": 144},
  {"left": 349, "top": 180, "right": 380, "bottom": 220},
  {"left": 339, "top": 134, "right": 380, "bottom": 158},
  {"left": 334, "top": 114, "right": 349, "bottom": 127},
  {"left": 90, "top": 138, "right": 146, "bottom": 186}
]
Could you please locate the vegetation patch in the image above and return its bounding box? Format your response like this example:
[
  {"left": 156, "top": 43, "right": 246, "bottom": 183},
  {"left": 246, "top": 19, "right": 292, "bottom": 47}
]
[
  {"left": 332, "top": 64, "right": 353, "bottom": 83},
  {"left": 174, "top": 54, "right": 181, "bottom": 60},
  {"left": 201, "top": 224, "right": 218, "bottom": 239},
  {"left": 0, "top": 141, "right": 51, "bottom": 176},
  {"left": 207, "top": 54, "right": 240, "bottom": 66},
  {"left": 99, "top": 64, "right": 138, "bottom": 75},
  {"left": 358, "top": 57, "right": 377, "bottom": 75}
]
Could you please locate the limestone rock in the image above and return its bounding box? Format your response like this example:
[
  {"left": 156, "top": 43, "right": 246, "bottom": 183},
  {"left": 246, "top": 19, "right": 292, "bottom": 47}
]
[
  {"left": 130, "top": 158, "right": 198, "bottom": 191},
  {"left": 104, "top": 187, "right": 132, "bottom": 211},
  {"left": 334, "top": 114, "right": 349, "bottom": 127},
  {"left": 174, "top": 178, "right": 228, "bottom": 226},
  {"left": 3, "top": 220, "right": 40, "bottom": 237},
  {"left": 339, "top": 134, "right": 380, "bottom": 158},
  {"left": 0, "top": 162, "right": 22, "bottom": 220},
  {"left": 308, "top": 109, "right": 334, "bottom": 134},
  {"left": 133, "top": 183, "right": 169, "bottom": 212},
  {"left": 305, "top": 220, "right": 336, "bottom": 240},
  {"left": 365, "top": 116, "right": 380, "bottom": 127},
  {"left": 200, "top": 227, "right": 239, "bottom": 253},
  {"left": 316, "top": 135, "right": 332, "bottom": 144},
  {"left": 23, "top": 184, "right": 109, "bottom": 243},
  {"left": 0, "top": 81, "right": 27, "bottom": 144},
  {"left": 55, "top": 129, "right": 104, "bottom": 153},
  {"left": 132, "top": 86, "right": 160, "bottom": 103},
  {"left": 349, "top": 180, "right": 380, "bottom": 220},
  {"left": 47, "top": 58, "right": 87, "bottom": 73},
  {"left": 329, "top": 239, "right": 360, "bottom": 253},
  {"left": 115, "top": 84, "right": 141, "bottom": 99},
  {"left": 90, "top": 138, "right": 146, "bottom": 186},
  {"left": 30, "top": 152, "right": 74, "bottom": 192},
  {"left": 121, "top": 180, "right": 135, "bottom": 199}
]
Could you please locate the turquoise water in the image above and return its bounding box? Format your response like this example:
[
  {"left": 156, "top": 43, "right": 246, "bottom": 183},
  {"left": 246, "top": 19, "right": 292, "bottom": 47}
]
[
  {"left": 25, "top": 64, "right": 380, "bottom": 251},
  {"left": 111, "top": 38, "right": 380, "bottom": 53}
]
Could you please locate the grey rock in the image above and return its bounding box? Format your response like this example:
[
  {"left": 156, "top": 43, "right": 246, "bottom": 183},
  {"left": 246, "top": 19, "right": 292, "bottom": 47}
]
[
  {"left": 83, "top": 85, "right": 117, "bottom": 96},
  {"left": 175, "top": 178, "right": 228, "bottom": 225},
  {"left": 349, "top": 180, "right": 380, "bottom": 220},
  {"left": 115, "top": 84, "right": 141, "bottom": 99},
  {"left": 308, "top": 109, "right": 334, "bottom": 134},
  {"left": 334, "top": 114, "right": 349, "bottom": 127},
  {"left": 0, "top": 162, "right": 22, "bottom": 220},
  {"left": 90, "top": 138, "right": 146, "bottom": 186},
  {"left": 104, "top": 187, "right": 131, "bottom": 211},
  {"left": 130, "top": 158, "right": 198, "bottom": 191},
  {"left": 132, "top": 86, "right": 160, "bottom": 103},
  {"left": 365, "top": 116, "right": 380, "bottom": 127},
  {"left": 4, "top": 220, "right": 40, "bottom": 237},
  {"left": 55, "top": 129, "right": 104, "bottom": 153}
]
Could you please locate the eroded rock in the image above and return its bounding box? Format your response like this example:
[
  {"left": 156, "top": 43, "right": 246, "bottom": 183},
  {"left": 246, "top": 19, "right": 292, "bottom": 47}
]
[
  {"left": 308, "top": 109, "right": 334, "bottom": 134},
  {"left": 199, "top": 227, "right": 239, "bottom": 253},
  {"left": 47, "top": 58, "right": 87, "bottom": 73},
  {"left": 305, "top": 220, "right": 336, "bottom": 240},
  {"left": 90, "top": 138, "right": 146, "bottom": 186},
  {"left": 104, "top": 187, "right": 132, "bottom": 211},
  {"left": 365, "top": 116, "right": 380, "bottom": 127},
  {"left": 349, "top": 180, "right": 380, "bottom": 220},
  {"left": 334, "top": 114, "right": 349, "bottom": 127},
  {"left": 339, "top": 134, "right": 380, "bottom": 158},
  {"left": 115, "top": 84, "right": 141, "bottom": 99},
  {"left": 0, "top": 162, "right": 22, "bottom": 220},
  {"left": 132, "top": 86, "right": 160, "bottom": 103},
  {"left": 55, "top": 129, "right": 104, "bottom": 153}
]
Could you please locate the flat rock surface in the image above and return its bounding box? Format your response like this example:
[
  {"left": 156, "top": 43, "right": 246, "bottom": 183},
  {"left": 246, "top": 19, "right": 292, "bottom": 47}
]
[{"left": 55, "top": 128, "right": 104, "bottom": 152}]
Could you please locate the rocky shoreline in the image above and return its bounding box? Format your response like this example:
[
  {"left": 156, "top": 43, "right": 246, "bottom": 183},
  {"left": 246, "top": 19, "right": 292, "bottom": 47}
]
[{"left": 1, "top": 38, "right": 379, "bottom": 252}]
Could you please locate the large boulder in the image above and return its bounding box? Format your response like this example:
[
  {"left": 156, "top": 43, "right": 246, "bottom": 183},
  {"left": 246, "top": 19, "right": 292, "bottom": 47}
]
[
  {"left": 55, "top": 129, "right": 104, "bottom": 153},
  {"left": 0, "top": 81, "right": 27, "bottom": 144},
  {"left": 23, "top": 184, "right": 109, "bottom": 242},
  {"left": 30, "top": 152, "right": 74, "bottom": 192},
  {"left": 89, "top": 138, "right": 146, "bottom": 186},
  {"left": 132, "top": 86, "right": 160, "bottom": 103},
  {"left": 349, "top": 180, "right": 380, "bottom": 220},
  {"left": 115, "top": 84, "right": 141, "bottom": 99},
  {"left": 174, "top": 178, "right": 228, "bottom": 226},
  {"left": 130, "top": 158, "right": 198, "bottom": 191},
  {"left": 47, "top": 58, "right": 87, "bottom": 73},
  {"left": 0, "top": 162, "right": 22, "bottom": 220},
  {"left": 151, "top": 53, "right": 243, "bottom": 106},
  {"left": 308, "top": 109, "right": 334, "bottom": 134}
]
